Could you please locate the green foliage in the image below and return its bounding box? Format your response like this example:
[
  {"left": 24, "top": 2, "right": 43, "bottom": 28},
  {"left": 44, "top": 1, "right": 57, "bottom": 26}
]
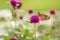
[{"left": 4, "top": 36, "right": 10, "bottom": 40}]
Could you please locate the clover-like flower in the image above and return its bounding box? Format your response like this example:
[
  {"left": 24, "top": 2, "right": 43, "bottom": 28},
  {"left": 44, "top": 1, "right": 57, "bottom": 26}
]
[
  {"left": 10, "top": 0, "right": 22, "bottom": 9},
  {"left": 28, "top": 9, "right": 33, "bottom": 14},
  {"left": 50, "top": 9, "right": 55, "bottom": 15},
  {"left": 19, "top": 15, "right": 23, "bottom": 19},
  {"left": 10, "top": 38, "right": 17, "bottom": 40},
  {"left": 16, "top": 2, "right": 22, "bottom": 9},
  {"left": 10, "top": 0, "right": 16, "bottom": 8},
  {"left": 30, "top": 15, "right": 40, "bottom": 23}
]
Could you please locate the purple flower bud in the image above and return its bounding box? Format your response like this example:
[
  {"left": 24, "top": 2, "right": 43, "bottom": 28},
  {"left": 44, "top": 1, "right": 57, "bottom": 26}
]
[
  {"left": 19, "top": 15, "right": 23, "bottom": 19},
  {"left": 30, "top": 15, "right": 40, "bottom": 23},
  {"left": 10, "top": 0, "right": 16, "bottom": 8},
  {"left": 16, "top": 2, "right": 22, "bottom": 9},
  {"left": 50, "top": 9, "right": 55, "bottom": 15},
  {"left": 28, "top": 9, "right": 33, "bottom": 14},
  {"left": 10, "top": 38, "right": 17, "bottom": 40}
]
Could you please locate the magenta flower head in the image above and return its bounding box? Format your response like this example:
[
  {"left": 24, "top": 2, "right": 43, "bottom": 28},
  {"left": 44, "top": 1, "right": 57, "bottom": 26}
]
[
  {"left": 19, "top": 15, "right": 23, "bottom": 19},
  {"left": 10, "top": 38, "right": 17, "bottom": 40},
  {"left": 10, "top": 0, "right": 22, "bottom": 9},
  {"left": 30, "top": 15, "right": 40, "bottom": 23},
  {"left": 50, "top": 9, "right": 55, "bottom": 15},
  {"left": 10, "top": 0, "right": 16, "bottom": 8},
  {"left": 16, "top": 2, "right": 22, "bottom": 9},
  {"left": 28, "top": 9, "right": 34, "bottom": 14}
]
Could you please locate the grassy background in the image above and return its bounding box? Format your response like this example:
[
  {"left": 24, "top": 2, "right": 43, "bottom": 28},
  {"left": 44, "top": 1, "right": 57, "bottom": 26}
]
[{"left": 0, "top": 0, "right": 60, "bottom": 11}]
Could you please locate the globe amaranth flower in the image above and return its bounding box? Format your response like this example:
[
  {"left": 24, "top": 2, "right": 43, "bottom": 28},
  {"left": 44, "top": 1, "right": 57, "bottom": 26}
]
[
  {"left": 28, "top": 9, "right": 34, "bottom": 14},
  {"left": 10, "top": 0, "right": 16, "bottom": 8},
  {"left": 50, "top": 9, "right": 55, "bottom": 15},
  {"left": 16, "top": 2, "right": 22, "bottom": 9},
  {"left": 19, "top": 15, "right": 23, "bottom": 19},
  {"left": 10, "top": 38, "right": 17, "bottom": 40},
  {"left": 30, "top": 15, "right": 40, "bottom": 23},
  {"left": 10, "top": 0, "right": 22, "bottom": 9}
]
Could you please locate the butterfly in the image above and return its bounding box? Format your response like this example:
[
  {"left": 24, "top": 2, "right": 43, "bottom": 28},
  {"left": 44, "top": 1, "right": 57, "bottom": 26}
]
[{"left": 38, "top": 12, "right": 50, "bottom": 21}]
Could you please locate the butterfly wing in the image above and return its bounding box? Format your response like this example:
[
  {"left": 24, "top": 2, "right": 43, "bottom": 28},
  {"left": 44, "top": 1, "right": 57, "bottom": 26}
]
[{"left": 38, "top": 13, "right": 50, "bottom": 21}]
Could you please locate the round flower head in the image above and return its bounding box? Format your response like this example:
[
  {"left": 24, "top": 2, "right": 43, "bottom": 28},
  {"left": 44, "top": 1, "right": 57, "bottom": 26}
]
[
  {"left": 19, "top": 15, "right": 23, "bottom": 19},
  {"left": 10, "top": 38, "right": 17, "bottom": 40},
  {"left": 16, "top": 2, "right": 22, "bottom": 9},
  {"left": 50, "top": 9, "right": 55, "bottom": 15},
  {"left": 10, "top": 0, "right": 16, "bottom": 8},
  {"left": 28, "top": 9, "right": 33, "bottom": 14},
  {"left": 30, "top": 15, "right": 40, "bottom": 23}
]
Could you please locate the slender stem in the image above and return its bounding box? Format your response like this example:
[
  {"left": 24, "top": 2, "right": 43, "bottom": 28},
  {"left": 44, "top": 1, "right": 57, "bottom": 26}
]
[
  {"left": 34, "top": 23, "right": 36, "bottom": 40},
  {"left": 14, "top": 7, "right": 17, "bottom": 28}
]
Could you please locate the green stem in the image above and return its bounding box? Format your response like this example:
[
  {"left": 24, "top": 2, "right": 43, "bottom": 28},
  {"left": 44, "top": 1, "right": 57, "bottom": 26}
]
[
  {"left": 34, "top": 23, "right": 36, "bottom": 40},
  {"left": 14, "top": 7, "right": 17, "bottom": 28}
]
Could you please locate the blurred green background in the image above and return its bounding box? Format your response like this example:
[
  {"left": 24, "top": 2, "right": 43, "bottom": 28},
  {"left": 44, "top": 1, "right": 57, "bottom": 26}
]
[{"left": 0, "top": 0, "right": 60, "bottom": 11}]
